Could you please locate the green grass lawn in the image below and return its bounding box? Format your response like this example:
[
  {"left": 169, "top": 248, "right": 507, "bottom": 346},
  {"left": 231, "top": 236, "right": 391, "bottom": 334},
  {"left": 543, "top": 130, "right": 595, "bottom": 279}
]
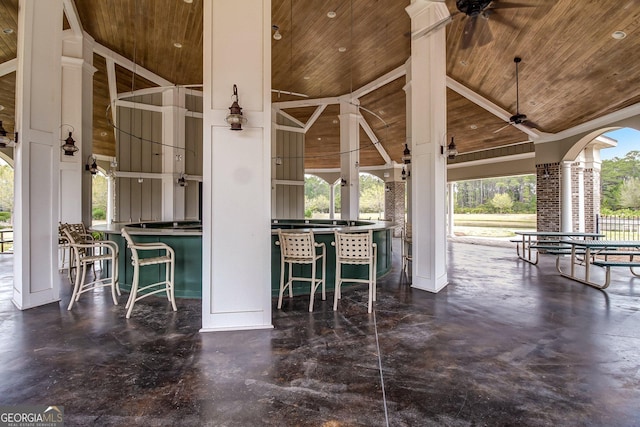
[{"left": 453, "top": 214, "right": 536, "bottom": 238}]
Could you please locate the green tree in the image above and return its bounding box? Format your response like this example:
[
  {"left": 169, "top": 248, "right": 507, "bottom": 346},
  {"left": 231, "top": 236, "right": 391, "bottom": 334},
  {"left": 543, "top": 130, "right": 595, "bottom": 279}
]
[
  {"left": 92, "top": 173, "right": 108, "bottom": 219},
  {"left": 359, "top": 173, "right": 384, "bottom": 214},
  {"left": 491, "top": 193, "right": 513, "bottom": 213},
  {"left": 619, "top": 177, "right": 640, "bottom": 209},
  {"left": 0, "top": 164, "right": 14, "bottom": 213}
]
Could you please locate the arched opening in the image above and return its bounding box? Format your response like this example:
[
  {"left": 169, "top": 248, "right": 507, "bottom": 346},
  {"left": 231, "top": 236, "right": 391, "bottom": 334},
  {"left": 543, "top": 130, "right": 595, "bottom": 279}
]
[
  {"left": 91, "top": 169, "right": 109, "bottom": 225},
  {"left": 0, "top": 156, "right": 13, "bottom": 253},
  {"left": 358, "top": 172, "right": 384, "bottom": 220},
  {"left": 304, "top": 174, "right": 331, "bottom": 219}
]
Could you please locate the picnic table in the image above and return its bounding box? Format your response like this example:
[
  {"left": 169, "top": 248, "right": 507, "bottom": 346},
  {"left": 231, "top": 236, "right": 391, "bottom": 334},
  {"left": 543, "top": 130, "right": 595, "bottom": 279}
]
[
  {"left": 513, "top": 231, "right": 603, "bottom": 265},
  {"left": 0, "top": 229, "right": 12, "bottom": 254},
  {"left": 557, "top": 239, "right": 640, "bottom": 289}
]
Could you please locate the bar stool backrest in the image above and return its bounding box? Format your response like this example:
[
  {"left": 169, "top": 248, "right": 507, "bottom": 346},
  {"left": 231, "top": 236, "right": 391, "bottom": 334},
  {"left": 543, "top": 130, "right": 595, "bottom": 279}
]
[
  {"left": 334, "top": 230, "right": 374, "bottom": 261},
  {"left": 278, "top": 230, "right": 316, "bottom": 261}
]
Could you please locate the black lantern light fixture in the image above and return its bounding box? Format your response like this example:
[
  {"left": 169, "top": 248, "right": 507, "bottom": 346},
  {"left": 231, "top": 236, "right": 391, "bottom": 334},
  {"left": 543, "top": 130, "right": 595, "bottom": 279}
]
[
  {"left": 0, "top": 120, "right": 18, "bottom": 148},
  {"left": 401, "top": 167, "right": 407, "bottom": 181},
  {"left": 85, "top": 155, "right": 98, "bottom": 175},
  {"left": 225, "top": 84, "right": 246, "bottom": 131},
  {"left": 61, "top": 131, "right": 79, "bottom": 156},
  {"left": 402, "top": 143, "right": 411, "bottom": 164},
  {"left": 441, "top": 136, "right": 458, "bottom": 160},
  {"left": 177, "top": 173, "right": 188, "bottom": 187}
]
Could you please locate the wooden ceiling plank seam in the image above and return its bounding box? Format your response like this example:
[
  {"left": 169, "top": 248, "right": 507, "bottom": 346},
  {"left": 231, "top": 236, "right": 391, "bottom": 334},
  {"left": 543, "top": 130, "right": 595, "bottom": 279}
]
[
  {"left": 94, "top": 41, "right": 172, "bottom": 88},
  {"left": 359, "top": 116, "right": 391, "bottom": 165},
  {"left": 0, "top": 58, "right": 17, "bottom": 77},
  {"left": 62, "top": 0, "right": 83, "bottom": 37},
  {"left": 276, "top": 110, "right": 305, "bottom": 128},
  {"left": 303, "top": 104, "right": 327, "bottom": 132}
]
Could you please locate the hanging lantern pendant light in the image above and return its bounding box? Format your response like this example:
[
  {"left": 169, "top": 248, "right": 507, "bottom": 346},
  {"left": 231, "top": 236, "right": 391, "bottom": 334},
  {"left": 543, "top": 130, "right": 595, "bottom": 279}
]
[
  {"left": 225, "top": 84, "right": 247, "bottom": 131},
  {"left": 61, "top": 131, "right": 79, "bottom": 156}
]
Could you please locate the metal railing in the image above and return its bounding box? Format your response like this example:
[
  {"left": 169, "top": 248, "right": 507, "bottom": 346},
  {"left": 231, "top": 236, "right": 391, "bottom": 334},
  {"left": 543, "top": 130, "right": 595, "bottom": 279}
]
[{"left": 596, "top": 215, "right": 640, "bottom": 240}]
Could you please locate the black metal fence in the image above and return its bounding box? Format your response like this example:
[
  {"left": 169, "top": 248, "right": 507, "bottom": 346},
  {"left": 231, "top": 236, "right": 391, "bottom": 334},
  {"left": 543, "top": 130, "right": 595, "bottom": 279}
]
[{"left": 596, "top": 215, "right": 640, "bottom": 240}]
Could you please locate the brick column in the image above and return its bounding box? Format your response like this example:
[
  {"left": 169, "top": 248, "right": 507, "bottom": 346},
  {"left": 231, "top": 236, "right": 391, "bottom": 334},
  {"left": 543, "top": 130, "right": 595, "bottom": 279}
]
[
  {"left": 583, "top": 167, "right": 600, "bottom": 233},
  {"left": 384, "top": 180, "right": 406, "bottom": 237},
  {"left": 536, "top": 163, "right": 560, "bottom": 232}
]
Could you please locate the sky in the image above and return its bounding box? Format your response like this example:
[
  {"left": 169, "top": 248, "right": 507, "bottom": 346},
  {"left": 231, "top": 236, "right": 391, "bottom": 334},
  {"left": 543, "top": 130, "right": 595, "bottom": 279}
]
[{"left": 601, "top": 127, "right": 640, "bottom": 160}]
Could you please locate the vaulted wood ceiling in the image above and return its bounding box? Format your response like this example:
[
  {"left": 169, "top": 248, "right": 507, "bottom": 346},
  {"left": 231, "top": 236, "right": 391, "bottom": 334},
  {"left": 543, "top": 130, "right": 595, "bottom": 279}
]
[{"left": 0, "top": 0, "right": 639, "bottom": 169}]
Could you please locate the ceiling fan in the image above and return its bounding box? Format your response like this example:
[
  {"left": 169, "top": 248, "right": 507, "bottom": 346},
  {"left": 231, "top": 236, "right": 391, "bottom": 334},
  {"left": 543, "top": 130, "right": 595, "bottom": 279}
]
[
  {"left": 455, "top": 0, "right": 533, "bottom": 49},
  {"left": 494, "top": 56, "right": 538, "bottom": 134}
]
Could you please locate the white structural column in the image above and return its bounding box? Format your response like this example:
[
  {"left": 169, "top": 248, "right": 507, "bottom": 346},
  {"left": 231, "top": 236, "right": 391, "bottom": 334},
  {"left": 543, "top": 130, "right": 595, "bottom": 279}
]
[
  {"left": 201, "top": 0, "right": 272, "bottom": 331},
  {"left": 448, "top": 182, "right": 455, "bottom": 237},
  {"left": 13, "top": 0, "right": 64, "bottom": 309},
  {"left": 576, "top": 155, "right": 585, "bottom": 232},
  {"left": 329, "top": 181, "right": 336, "bottom": 220},
  {"left": 161, "top": 88, "right": 187, "bottom": 221},
  {"left": 60, "top": 30, "right": 96, "bottom": 226},
  {"left": 339, "top": 100, "right": 360, "bottom": 220},
  {"left": 561, "top": 161, "right": 573, "bottom": 232},
  {"left": 406, "top": 0, "right": 449, "bottom": 293},
  {"left": 403, "top": 59, "right": 413, "bottom": 225}
]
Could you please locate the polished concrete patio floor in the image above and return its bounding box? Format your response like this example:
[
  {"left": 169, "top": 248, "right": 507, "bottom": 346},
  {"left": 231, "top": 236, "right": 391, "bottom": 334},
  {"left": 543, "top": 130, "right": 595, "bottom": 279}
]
[{"left": 1, "top": 239, "right": 639, "bottom": 426}]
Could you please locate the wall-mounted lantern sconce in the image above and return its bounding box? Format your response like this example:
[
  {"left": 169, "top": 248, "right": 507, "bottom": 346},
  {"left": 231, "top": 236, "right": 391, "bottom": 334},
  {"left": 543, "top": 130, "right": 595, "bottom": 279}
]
[
  {"left": 385, "top": 184, "right": 391, "bottom": 192},
  {"left": 177, "top": 173, "right": 188, "bottom": 187},
  {"left": 272, "top": 25, "right": 282, "bottom": 40},
  {"left": 61, "top": 131, "right": 79, "bottom": 156},
  {"left": 402, "top": 143, "right": 411, "bottom": 164},
  {"left": 341, "top": 178, "right": 347, "bottom": 187},
  {"left": 85, "top": 155, "right": 98, "bottom": 175},
  {"left": 543, "top": 165, "right": 550, "bottom": 179},
  {"left": 225, "top": 84, "right": 246, "bottom": 131},
  {"left": 401, "top": 167, "right": 407, "bottom": 181},
  {"left": 0, "top": 120, "right": 18, "bottom": 148},
  {"left": 441, "top": 137, "right": 458, "bottom": 160}
]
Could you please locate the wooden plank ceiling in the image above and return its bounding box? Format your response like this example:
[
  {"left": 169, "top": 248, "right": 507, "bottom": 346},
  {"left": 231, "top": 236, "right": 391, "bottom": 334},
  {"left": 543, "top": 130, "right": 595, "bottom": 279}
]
[{"left": 0, "top": 0, "right": 639, "bottom": 169}]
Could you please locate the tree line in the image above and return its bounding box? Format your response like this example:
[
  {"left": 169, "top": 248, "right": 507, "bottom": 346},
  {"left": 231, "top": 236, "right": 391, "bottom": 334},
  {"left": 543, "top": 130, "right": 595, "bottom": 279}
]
[{"left": 601, "top": 150, "right": 640, "bottom": 214}]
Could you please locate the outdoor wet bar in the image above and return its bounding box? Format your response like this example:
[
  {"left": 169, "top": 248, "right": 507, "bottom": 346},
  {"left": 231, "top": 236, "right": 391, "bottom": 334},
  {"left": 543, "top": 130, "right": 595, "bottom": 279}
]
[{"left": 94, "top": 219, "right": 393, "bottom": 299}]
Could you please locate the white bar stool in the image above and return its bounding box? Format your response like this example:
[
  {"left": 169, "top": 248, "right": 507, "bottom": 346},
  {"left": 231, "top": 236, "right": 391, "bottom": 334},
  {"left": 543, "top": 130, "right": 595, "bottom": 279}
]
[
  {"left": 121, "top": 228, "right": 177, "bottom": 319},
  {"left": 332, "top": 230, "right": 377, "bottom": 313},
  {"left": 276, "top": 229, "right": 326, "bottom": 312}
]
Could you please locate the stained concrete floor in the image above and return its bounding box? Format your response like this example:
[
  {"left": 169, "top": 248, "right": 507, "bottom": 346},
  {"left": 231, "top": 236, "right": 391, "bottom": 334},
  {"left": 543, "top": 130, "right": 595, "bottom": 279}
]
[{"left": 1, "top": 239, "right": 640, "bottom": 426}]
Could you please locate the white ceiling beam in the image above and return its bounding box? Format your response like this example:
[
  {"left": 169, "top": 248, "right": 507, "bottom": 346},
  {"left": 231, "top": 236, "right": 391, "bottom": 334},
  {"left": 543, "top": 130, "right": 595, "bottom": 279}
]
[
  {"left": 446, "top": 76, "right": 542, "bottom": 139},
  {"left": 304, "top": 104, "right": 328, "bottom": 132},
  {"left": 359, "top": 116, "right": 392, "bottom": 165},
  {"left": 105, "top": 58, "right": 118, "bottom": 133},
  {"left": 274, "top": 124, "right": 305, "bottom": 134},
  {"left": 94, "top": 42, "right": 173, "bottom": 88},
  {"left": 275, "top": 110, "right": 305, "bottom": 128},
  {"left": 115, "top": 99, "right": 165, "bottom": 113},
  {"left": 63, "top": 0, "right": 84, "bottom": 37},
  {"left": 350, "top": 64, "right": 406, "bottom": 99},
  {"left": 273, "top": 96, "right": 340, "bottom": 109},
  {"left": 0, "top": 58, "right": 17, "bottom": 77}
]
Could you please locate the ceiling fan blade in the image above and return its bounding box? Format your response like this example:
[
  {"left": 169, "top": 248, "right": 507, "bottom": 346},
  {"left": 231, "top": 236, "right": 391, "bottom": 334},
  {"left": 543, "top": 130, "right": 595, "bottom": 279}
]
[
  {"left": 461, "top": 15, "right": 478, "bottom": 49},
  {"left": 522, "top": 119, "right": 540, "bottom": 130},
  {"left": 493, "top": 122, "right": 512, "bottom": 134},
  {"left": 476, "top": 16, "right": 493, "bottom": 47}
]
